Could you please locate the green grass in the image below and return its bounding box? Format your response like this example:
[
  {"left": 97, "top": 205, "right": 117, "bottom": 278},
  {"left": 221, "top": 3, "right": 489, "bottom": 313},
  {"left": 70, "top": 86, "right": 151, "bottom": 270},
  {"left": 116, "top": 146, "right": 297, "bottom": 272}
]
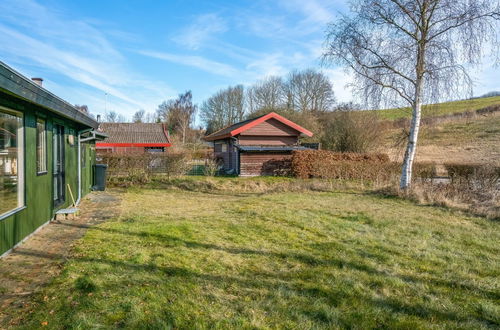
[
  {"left": 374, "top": 96, "right": 500, "bottom": 120},
  {"left": 13, "top": 180, "right": 500, "bottom": 329}
]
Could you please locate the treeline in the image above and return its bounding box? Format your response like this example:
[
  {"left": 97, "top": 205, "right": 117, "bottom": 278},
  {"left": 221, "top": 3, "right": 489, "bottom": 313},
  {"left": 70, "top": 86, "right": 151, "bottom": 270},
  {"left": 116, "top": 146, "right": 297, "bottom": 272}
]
[
  {"left": 101, "top": 67, "right": 384, "bottom": 153},
  {"left": 103, "top": 91, "right": 200, "bottom": 145},
  {"left": 200, "top": 69, "right": 336, "bottom": 134}
]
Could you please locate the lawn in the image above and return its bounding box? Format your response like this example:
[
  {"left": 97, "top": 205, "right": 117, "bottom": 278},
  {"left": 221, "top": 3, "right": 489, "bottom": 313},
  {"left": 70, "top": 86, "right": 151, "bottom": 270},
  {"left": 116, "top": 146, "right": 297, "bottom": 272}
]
[
  {"left": 373, "top": 96, "right": 500, "bottom": 120},
  {"left": 14, "top": 179, "right": 500, "bottom": 329}
]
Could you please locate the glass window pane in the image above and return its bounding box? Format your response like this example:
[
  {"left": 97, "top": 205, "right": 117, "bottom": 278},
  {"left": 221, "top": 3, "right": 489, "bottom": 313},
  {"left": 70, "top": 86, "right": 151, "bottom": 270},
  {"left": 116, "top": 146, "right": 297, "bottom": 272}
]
[
  {"left": 0, "top": 109, "right": 23, "bottom": 216},
  {"left": 36, "top": 118, "right": 47, "bottom": 173}
]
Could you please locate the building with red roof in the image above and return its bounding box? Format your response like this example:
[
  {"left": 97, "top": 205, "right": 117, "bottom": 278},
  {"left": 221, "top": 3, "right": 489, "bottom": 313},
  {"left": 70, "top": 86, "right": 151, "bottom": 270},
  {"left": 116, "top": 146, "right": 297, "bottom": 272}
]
[
  {"left": 96, "top": 123, "right": 171, "bottom": 154},
  {"left": 204, "top": 112, "right": 313, "bottom": 176}
]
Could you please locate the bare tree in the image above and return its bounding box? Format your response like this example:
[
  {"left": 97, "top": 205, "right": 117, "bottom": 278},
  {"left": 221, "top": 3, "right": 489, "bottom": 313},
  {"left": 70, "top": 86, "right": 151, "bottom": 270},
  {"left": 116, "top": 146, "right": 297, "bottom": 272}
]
[
  {"left": 177, "top": 91, "right": 197, "bottom": 144},
  {"left": 156, "top": 92, "right": 196, "bottom": 143},
  {"left": 132, "top": 109, "right": 145, "bottom": 123},
  {"left": 104, "top": 111, "right": 127, "bottom": 123},
  {"left": 246, "top": 76, "right": 286, "bottom": 114},
  {"left": 201, "top": 85, "right": 245, "bottom": 134},
  {"left": 144, "top": 112, "right": 159, "bottom": 123},
  {"left": 285, "top": 69, "right": 336, "bottom": 113},
  {"left": 323, "top": 0, "right": 499, "bottom": 189}
]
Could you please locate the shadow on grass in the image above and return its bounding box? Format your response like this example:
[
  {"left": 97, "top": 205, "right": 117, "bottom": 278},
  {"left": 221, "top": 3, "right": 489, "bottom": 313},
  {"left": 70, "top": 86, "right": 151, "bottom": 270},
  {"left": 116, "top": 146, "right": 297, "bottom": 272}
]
[
  {"left": 20, "top": 224, "right": 500, "bottom": 304},
  {"left": 15, "top": 246, "right": 497, "bottom": 327}
]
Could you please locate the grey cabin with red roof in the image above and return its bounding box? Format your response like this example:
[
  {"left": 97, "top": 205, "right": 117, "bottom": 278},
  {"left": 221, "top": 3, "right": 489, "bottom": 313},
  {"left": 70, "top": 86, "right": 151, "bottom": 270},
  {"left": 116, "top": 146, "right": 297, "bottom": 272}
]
[{"left": 204, "top": 112, "right": 313, "bottom": 176}]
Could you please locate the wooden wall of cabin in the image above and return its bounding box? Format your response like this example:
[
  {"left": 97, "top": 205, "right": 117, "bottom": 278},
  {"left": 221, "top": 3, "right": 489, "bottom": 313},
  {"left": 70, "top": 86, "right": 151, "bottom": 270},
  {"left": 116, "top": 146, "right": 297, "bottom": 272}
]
[
  {"left": 0, "top": 91, "right": 94, "bottom": 255},
  {"left": 213, "top": 139, "right": 238, "bottom": 174},
  {"left": 239, "top": 152, "right": 292, "bottom": 176},
  {"left": 238, "top": 118, "right": 300, "bottom": 147}
]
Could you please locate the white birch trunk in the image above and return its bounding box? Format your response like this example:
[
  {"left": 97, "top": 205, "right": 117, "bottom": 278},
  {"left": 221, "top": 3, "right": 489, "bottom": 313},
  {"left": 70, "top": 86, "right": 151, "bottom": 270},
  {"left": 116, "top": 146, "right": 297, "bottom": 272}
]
[
  {"left": 400, "top": 40, "right": 425, "bottom": 190},
  {"left": 400, "top": 98, "right": 422, "bottom": 189}
]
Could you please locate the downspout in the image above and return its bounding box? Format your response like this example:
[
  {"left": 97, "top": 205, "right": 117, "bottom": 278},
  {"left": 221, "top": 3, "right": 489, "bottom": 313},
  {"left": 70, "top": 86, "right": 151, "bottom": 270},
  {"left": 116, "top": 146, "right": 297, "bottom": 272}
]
[
  {"left": 76, "top": 128, "right": 93, "bottom": 206},
  {"left": 231, "top": 137, "right": 240, "bottom": 175}
]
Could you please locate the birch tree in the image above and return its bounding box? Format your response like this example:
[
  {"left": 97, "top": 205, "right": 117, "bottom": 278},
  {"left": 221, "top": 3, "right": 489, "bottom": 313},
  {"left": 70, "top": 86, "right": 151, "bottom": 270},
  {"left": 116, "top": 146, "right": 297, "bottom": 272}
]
[
  {"left": 157, "top": 91, "right": 196, "bottom": 144},
  {"left": 323, "top": 0, "right": 499, "bottom": 189}
]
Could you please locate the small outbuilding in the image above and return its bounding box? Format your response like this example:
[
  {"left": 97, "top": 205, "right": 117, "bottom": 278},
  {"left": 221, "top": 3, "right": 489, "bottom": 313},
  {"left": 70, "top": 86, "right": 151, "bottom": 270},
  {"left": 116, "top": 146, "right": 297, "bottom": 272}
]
[
  {"left": 204, "top": 112, "right": 313, "bottom": 176},
  {"left": 0, "top": 61, "right": 103, "bottom": 256},
  {"left": 96, "top": 123, "right": 172, "bottom": 155}
]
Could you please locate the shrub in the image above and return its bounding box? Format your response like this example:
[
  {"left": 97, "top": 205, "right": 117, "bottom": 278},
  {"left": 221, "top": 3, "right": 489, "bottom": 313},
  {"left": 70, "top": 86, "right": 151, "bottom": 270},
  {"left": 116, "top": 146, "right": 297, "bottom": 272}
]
[
  {"left": 100, "top": 152, "right": 191, "bottom": 186},
  {"left": 203, "top": 158, "right": 222, "bottom": 176},
  {"left": 321, "top": 110, "right": 383, "bottom": 152},
  {"left": 413, "top": 162, "right": 437, "bottom": 182},
  {"left": 444, "top": 163, "right": 500, "bottom": 189},
  {"left": 291, "top": 150, "right": 393, "bottom": 182}
]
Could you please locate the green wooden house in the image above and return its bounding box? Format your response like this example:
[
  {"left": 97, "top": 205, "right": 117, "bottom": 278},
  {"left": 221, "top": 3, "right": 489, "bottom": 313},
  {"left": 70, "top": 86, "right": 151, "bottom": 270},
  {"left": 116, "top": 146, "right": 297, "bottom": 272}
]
[{"left": 0, "top": 61, "right": 105, "bottom": 256}]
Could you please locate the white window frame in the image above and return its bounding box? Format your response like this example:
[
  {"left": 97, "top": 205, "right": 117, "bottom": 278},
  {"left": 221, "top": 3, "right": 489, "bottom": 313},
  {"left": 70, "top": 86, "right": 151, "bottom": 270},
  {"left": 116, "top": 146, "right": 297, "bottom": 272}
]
[
  {"left": 36, "top": 117, "right": 47, "bottom": 174},
  {"left": 0, "top": 106, "right": 25, "bottom": 220}
]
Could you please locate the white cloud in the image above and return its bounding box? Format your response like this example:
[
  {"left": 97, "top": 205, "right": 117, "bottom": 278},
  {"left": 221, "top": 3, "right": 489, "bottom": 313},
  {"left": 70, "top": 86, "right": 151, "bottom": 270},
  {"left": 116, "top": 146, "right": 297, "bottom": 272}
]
[
  {"left": 279, "top": 0, "right": 334, "bottom": 25},
  {"left": 137, "top": 50, "right": 239, "bottom": 77},
  {"left": 0, "top": 0, "right": 176, "bottom": 118},
  {"left": 172, "top": 13, "right": 227, "bottom": 50},
  {"left": 323, "top": 68, "right": 354, "bottom": 103}
]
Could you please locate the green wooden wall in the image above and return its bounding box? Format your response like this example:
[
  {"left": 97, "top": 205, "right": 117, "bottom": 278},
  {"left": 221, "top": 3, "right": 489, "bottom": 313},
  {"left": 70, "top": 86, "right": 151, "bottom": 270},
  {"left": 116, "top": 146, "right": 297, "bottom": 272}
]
[{"left": 0, "top": 92, "right": 95, "bottom": 255}]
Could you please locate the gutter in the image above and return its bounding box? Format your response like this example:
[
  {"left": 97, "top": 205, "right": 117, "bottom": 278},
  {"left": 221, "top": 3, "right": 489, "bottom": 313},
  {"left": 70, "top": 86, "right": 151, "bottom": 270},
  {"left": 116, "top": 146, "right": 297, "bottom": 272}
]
[{"left": 76, "top": 129, "right": 108, "bottom": 205}]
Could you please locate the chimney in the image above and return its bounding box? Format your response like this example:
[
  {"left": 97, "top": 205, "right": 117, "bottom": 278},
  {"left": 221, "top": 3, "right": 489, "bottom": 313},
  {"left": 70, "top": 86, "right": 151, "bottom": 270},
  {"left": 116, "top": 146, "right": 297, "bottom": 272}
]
[{"left": 31, "top": 77, "right": 43, "bottom": 87}]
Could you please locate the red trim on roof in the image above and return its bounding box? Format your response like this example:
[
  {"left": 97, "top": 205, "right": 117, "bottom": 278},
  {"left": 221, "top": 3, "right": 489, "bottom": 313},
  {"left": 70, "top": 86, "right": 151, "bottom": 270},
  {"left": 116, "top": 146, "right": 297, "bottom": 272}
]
[
  {"left": 96, "top": 143, "right": 172, "bottom": 148},
  {"left": 204, "top": 112, "right": 313, "bottom": 141}
]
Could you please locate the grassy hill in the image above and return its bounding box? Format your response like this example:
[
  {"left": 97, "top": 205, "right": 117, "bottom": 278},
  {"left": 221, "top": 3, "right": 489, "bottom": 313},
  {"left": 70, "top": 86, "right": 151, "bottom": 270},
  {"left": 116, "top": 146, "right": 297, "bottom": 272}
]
[
  {"left": 378, "top": 96, "right": 500, "bottom": 165},
  {"left": 374, "top": 96, "right": 500, "bottom": 120},
  {"left": 384, "top": 113, "right": 500, "bottom": 165}
]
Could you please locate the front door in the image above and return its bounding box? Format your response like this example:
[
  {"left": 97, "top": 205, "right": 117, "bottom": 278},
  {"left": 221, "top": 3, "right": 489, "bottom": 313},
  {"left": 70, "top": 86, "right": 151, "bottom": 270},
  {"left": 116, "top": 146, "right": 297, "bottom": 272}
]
[{"left": 53, "top": 124, "right": 65, "bottom": 206}]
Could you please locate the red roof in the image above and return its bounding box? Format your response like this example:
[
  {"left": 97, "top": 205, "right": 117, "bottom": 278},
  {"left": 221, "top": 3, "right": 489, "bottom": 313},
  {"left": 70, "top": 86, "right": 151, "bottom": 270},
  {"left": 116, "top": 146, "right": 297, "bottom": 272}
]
[
  {"left": 204, "top": 112, "right": 313, "bottom": 141},
  {"left": 96, "top": 123, "right": 171, "bottom": 148}
]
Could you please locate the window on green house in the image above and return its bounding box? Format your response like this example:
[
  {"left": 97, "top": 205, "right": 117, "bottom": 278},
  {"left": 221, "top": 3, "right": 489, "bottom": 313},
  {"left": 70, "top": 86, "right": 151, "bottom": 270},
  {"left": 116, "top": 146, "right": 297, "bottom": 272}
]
[
  {"left": 0, "top": 107, "right": 24, "bottom": 218},
  {"left": 68, "top": 128, "right": 75, "bottom": 146},
  {"left": 36, "top": 118, "right": 47, "bottom": 173}
]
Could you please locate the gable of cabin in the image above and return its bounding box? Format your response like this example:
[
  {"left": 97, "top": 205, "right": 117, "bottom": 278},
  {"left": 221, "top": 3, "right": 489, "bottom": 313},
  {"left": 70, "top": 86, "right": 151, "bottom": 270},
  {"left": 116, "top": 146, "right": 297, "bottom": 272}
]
[{"left": 237, "top": 118, "right": 301, "bottom": 146}]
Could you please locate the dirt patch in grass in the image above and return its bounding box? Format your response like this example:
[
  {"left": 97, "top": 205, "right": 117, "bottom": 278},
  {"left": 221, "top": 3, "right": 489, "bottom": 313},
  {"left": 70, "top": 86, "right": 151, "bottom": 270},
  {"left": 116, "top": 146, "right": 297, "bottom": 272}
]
[{"left": 0, "top": 190, "right": 122, "bottom": 328}]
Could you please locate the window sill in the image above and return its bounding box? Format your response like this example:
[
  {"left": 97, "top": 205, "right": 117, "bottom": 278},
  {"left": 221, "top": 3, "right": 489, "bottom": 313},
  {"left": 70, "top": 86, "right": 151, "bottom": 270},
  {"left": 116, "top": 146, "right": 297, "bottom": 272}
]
[
  {"left": 37, "top": 171, "right": 48, "bottom": 176},
  {"left": 0, "top": 206, "right": 27, "bottom": 221}
]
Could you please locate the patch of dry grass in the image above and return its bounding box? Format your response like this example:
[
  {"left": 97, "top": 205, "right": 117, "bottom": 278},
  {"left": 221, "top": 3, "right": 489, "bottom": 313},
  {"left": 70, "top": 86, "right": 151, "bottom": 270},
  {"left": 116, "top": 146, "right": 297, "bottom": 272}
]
[{"left": 383, "top": 113, "right": 500, "bottom": 165}]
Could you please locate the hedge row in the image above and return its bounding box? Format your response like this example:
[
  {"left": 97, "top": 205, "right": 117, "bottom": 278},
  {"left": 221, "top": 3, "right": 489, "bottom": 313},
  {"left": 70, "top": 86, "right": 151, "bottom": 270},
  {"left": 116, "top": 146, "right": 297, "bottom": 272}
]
[
  {"left": 99, "top": 153, "right": 191, "bottom": 178},
  {"left": 291, "top": 150, "right": 392, "bottom": 180},
  {"left": 290, "top": 150, "right": 441, "bottom": 182},
  {"left": 444, "top": 163, "right": 500, "bottom": 188}
]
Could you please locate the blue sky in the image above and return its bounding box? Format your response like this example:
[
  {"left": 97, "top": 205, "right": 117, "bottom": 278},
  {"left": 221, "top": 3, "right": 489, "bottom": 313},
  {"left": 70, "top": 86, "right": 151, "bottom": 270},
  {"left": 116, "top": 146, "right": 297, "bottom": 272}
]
[{"left": 0, "top": 0, "right": 498, "bottom": 123}]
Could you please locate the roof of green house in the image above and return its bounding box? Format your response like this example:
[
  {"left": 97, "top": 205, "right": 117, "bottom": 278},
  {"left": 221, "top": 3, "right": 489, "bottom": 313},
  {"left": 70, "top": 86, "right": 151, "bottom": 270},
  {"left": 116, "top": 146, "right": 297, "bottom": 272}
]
[{"left": 0, "top": 61, "right": 98, "bottom": 129}]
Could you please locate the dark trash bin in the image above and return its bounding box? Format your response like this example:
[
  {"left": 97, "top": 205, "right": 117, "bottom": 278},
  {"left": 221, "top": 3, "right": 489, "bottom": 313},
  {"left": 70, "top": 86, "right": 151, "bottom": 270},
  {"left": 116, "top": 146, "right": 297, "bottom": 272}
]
[{"left": 93, "top": 164, "right": 107, "bottom": 191}]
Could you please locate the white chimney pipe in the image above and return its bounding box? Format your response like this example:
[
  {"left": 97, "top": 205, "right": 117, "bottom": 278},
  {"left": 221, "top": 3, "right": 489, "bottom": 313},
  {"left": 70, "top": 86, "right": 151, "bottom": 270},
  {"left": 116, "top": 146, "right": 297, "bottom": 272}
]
[{"left": 31, "top": 77, "right": 43, "bottom": 87}]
